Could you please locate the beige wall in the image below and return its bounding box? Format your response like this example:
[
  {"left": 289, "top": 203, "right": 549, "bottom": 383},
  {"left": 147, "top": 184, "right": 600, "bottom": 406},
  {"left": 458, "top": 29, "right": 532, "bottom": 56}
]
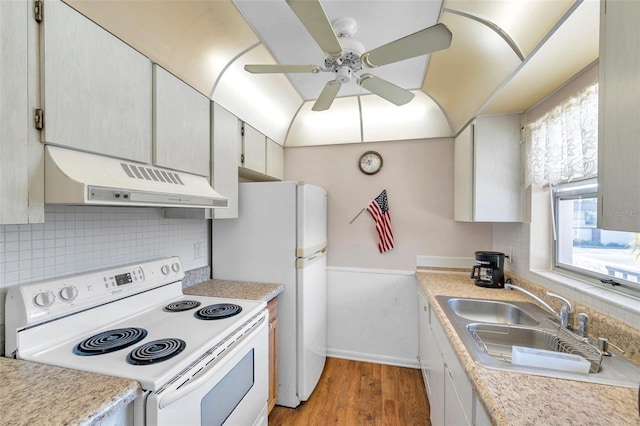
[
  {"left": 284, "top": 138, "right": 493, "bottom": 270},
  {"left": 527, "top": 61, "right": 598, "bottom": 123}
]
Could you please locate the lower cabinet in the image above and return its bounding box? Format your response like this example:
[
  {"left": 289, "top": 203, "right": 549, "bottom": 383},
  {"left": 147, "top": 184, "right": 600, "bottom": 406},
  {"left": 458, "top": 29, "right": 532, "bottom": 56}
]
[
  {"left": 267, "top": 297, "right": 279, "bottom": 413},
  {"left": 417, "top": 286, "right": 490, "bottom": 426}
]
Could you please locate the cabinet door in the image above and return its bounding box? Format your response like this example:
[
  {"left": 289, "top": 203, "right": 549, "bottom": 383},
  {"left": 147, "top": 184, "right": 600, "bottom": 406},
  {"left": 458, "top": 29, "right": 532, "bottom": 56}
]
[
  {"left": 211, "top": 103, "right": 240, "bottom": 219},
  {"left": 154, "top": 65, "right": 210, "bottom": 176},
  {"left": 454, "top": 114, "right": 522, "bottom": 222},
  {"left": 454, "top": 124, "right": 474, "bottom": 222},
  {"left": 267, "top": 298, "right": 279, "bottom": 413},
  {"left": 598, "top": 0, "right": 640, "bottom": 231},
  {"left": 266, "top": 138, "right": 284, "bottom": 181},
  {"left": 417, "top": 291, "right": 429, "bottom": 385},
  {"left": 40, "top": 0, "right": 151, "bottom": 163},
  {"left": 444, "top": 367, "right": 471, "bottom": 426},
  {"left": 242, "top": 124, "right": 267, "bottom": 174},
  {"left": 429, "top": 340, "right": 445, "bottom": 426},
  {"left": 474, "top": 114, "right": 522, "bottom": 222},
  {"left": 1, "top": 0, "right": 30, "bottom": 224}
]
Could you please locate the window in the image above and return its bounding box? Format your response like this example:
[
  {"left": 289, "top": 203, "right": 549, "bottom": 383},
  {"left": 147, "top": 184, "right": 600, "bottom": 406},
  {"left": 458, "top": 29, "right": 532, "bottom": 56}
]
[
  {"left": 554, "top": 179, "right": 640, "bottom": 290},
  {"left": 526, "top": 81, "right": 640, "bottom": 292}
]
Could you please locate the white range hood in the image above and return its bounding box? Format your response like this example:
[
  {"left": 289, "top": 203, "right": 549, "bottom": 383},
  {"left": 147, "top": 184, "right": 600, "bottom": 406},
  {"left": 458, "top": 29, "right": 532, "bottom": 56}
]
[{"left": 44, "top": 145, "right": 228, "bottom": 208}]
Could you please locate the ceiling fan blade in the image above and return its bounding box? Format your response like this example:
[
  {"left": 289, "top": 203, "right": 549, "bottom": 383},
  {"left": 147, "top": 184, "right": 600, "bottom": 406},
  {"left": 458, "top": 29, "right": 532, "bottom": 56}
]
[
  {"left": 361, "top": 23, "right": 452, "bottom": 68},
  {"left": 244, "top": 64, "right": 322, "bottom": 74},
  {"left": 286, "top": 0, "right": 343, "bottom": 58},
  {"left": 357, "top": 74, "right": 415, "bottom": 106},
  {"left": 312, "top": 81, "right": 341, "bottom": 111}
]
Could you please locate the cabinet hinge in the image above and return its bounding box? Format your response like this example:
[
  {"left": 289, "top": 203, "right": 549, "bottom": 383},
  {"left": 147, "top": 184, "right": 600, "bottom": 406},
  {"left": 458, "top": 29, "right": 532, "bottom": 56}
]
[
  {"left": 34, "top": 109, "right": 44, "bottom": 130},
  {"left": 34, "top": 0, "right": 43, "bottom": 23},
  {"left": 240, "top": 154, "right": 245, "bottom": 165},
  {"left": 241, "top": 124, "right": 245, "bottom": 137}
]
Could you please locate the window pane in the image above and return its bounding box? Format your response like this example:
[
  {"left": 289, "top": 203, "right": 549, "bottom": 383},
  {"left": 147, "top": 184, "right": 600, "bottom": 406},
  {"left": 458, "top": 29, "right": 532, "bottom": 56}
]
[{"left": 556, "top": 196, "right": 640, "bottom": 283}]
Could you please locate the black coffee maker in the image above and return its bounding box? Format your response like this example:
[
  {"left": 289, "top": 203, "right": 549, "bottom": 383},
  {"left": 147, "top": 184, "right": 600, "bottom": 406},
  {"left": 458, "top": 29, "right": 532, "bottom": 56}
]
[{"left": 470, "top": 251, "right": 506, "bottom": 288}]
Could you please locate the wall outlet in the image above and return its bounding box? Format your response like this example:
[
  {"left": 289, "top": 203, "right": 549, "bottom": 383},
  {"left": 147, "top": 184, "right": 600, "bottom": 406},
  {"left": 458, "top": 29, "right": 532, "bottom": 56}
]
[
  {"left": 508, "top": 247, "right": 513, "bottom": 264},
  {"left": 194, "top": 243, "right": 202, "bottom": 259}
]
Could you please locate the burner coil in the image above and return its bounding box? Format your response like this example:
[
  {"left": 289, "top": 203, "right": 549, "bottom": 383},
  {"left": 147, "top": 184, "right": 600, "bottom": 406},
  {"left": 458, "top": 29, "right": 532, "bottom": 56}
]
[
  {"left": 126, "top": 338, "right": 186, "bottom": 365},
  {"left": 163, "top": 300, "right": 202, "bottom": 312},
  {"left": 195, "top": 303, "right": 242, "bottom": 320},
  {"left": 74, "top": 327, "right": 148, "bottom": 356}
]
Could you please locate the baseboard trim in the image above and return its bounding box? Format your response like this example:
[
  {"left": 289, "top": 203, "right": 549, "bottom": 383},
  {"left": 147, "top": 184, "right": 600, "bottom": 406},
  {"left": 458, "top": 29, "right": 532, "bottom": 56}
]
[{"left": 327, "top": 348, "right": 420, "bottom": 369}]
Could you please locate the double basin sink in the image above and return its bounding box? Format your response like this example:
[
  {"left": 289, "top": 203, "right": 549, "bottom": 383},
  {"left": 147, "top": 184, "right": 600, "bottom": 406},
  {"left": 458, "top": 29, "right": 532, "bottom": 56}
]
[{"left": 436, "top": 295, "right": 640, "bottom": 388}]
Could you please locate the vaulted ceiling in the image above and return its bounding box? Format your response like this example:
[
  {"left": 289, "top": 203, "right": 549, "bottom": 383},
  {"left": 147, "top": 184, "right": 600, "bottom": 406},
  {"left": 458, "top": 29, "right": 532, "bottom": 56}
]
[{"left": 65, "top": 0, "right": 599, "bottom": 147}]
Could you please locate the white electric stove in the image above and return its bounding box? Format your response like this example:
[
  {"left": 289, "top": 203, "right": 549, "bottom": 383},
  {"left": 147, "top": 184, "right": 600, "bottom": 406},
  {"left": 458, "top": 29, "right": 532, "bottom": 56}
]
[{"left": 5, "top": 257, "right": 269, "bottom": 426}]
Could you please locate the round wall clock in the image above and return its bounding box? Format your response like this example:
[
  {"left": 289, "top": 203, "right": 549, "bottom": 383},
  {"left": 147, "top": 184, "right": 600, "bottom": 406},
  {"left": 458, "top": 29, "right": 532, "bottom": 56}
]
[{"left": 358, "top": 151, "right": 383, "bottom": 175}]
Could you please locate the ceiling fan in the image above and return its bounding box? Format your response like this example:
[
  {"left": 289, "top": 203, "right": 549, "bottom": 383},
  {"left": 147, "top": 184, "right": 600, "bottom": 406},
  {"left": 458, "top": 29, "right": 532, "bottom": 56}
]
[{"left": 244, "top": 0, "right": 452, "bottom": 111}]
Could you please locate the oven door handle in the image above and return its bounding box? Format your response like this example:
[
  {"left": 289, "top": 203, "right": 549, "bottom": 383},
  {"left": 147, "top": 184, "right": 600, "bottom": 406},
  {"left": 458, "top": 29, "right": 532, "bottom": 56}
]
[{"left": 158, "top": 317, "right": 266, "bottom": 409}]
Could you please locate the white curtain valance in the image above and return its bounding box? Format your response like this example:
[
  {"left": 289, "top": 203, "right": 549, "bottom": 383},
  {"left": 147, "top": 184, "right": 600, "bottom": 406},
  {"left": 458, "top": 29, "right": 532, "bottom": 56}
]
[{"left": 525, "top": 82, "right": 598, "bottom": 186}]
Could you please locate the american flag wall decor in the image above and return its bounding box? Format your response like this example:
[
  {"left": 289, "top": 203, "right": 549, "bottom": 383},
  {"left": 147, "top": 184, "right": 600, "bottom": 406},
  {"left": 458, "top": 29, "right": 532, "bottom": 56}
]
[{"left": 366, "top": 189, "right": 395, "bottom": 253}]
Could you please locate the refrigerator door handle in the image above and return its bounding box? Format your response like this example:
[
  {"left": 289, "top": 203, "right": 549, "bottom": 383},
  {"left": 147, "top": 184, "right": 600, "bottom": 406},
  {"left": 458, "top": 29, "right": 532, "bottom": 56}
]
[
  {"left": 296, "top": 241, "right": 327, "bottom": 258},
  {"left": 296, "top": 248, "right": 327, "bottom": 268}
]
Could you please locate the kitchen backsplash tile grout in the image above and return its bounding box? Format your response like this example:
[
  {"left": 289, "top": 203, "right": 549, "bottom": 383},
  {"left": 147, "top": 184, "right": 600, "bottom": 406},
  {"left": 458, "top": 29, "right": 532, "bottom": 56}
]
[
  {"left": 0, "top": 205, "right": 211, "bottom": 355},
  {"left": 0, "top": 205, "right": 209, "bottom": 288}
]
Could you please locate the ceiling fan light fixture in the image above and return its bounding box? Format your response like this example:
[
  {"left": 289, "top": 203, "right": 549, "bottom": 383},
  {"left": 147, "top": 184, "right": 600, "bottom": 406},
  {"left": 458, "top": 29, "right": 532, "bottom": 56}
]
[
  {"left": 332, "top": 17, "right": 358, "bottom": 38},
  {"left": 334, "top": 66, "right": 352, "bottom": 84}
]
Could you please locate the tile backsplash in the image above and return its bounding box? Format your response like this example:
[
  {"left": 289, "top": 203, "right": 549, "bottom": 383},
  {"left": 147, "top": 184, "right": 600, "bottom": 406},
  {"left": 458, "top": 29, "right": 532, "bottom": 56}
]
[{"left": 1, "top": 205, "right": 210, "bottom": 355}]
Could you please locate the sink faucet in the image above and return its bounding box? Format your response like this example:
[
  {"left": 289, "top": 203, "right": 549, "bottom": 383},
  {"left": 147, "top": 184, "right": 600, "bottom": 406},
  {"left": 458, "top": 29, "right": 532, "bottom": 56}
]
[{"left": 504, "top": 283, "right": 573, "bottom": 328}]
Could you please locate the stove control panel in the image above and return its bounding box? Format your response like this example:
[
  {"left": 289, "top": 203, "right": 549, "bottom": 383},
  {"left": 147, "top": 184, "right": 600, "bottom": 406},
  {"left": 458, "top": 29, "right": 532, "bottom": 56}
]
[{"left": 6, "top": 257, "right": 185, "bottom": 327}]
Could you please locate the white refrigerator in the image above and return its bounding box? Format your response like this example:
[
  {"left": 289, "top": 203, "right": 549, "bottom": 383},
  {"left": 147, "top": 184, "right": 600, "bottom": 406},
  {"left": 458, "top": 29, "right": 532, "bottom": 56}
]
[{"left": 212, "top": 181, "right": 327, "bottom": 408}]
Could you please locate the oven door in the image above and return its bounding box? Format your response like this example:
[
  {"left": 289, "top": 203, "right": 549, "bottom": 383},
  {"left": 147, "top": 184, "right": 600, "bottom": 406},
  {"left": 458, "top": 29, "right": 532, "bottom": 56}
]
[{"left": 145, "top": 317, "right": 268, "bottom": 426}]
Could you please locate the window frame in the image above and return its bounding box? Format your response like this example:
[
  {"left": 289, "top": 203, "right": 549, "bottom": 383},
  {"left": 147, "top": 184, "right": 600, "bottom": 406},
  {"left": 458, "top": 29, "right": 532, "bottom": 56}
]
[{"left": 552, "top": 178, "right": 640, "bottom": 296}]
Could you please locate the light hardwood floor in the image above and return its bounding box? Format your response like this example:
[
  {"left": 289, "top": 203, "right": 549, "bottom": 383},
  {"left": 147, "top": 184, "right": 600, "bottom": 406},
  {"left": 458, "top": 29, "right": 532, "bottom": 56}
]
[{"left": 268, "top": 358, "right": 431, "bottom": 425}]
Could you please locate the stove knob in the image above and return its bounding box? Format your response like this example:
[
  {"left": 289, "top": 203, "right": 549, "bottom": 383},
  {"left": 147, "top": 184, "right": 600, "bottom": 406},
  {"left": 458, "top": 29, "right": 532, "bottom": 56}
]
[
  {"left": 59, "top": 286, "right": 78, "bottom": 302},
  {"left": 172, "top": 263, "right": 181, "bottom": 273},
  {"left": 33, "top": 291, "right": 55, "bottom": 308},
  {"left": 161, "top": 265, "right": 170, "bottom": 275}
]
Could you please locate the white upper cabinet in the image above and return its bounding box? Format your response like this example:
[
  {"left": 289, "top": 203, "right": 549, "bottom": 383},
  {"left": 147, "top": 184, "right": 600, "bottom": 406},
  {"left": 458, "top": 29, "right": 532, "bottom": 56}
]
[
  {"left": 454, "top": 113, "right": 523, "bottom": 222},
  {"left": 598, "top": 0, "right": 640, "bottom": 232},
  {"left": 241, "top": 123, "right": 267, "bottom": 175},
  {"left": 0, "top": 0, "right": 43, "bottom": 224},
  {"left": 153, "top": 65, "right": 210, "bottom": 176},
  {"left": 40, "top": 0, "right": 152, "bottom": 163},
  {"left": 266, "top": 138, "right": 284, "bottom": 181},
  {"left": 454, "top": 124, "right": 474, "bottom": 222},
  {"left": 212, "top": 103, "right": 240, "bottom": 219},
  {"left": 238, "top": 123, "right": 284, "bottom": 182}
]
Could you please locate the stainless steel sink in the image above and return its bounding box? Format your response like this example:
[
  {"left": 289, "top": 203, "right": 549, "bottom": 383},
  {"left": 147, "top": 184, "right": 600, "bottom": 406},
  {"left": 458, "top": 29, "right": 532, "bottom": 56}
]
[
  {"left": 468, "top": 323, "right": 558, "bottom": 354},
  {"left": 447, "top": 298, "right": 539, "bottom": 326},
  {"left": 467, "top": 323, "right": 601, "bottom": 373},
  {"left": 435, "top": 295, "right": 640, "bottom": 388}
]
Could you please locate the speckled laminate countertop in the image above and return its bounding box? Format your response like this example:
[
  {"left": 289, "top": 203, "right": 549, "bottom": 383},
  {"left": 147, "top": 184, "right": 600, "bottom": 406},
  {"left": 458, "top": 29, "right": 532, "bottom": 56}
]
[
  {"left": 0, "top": 356, "right": 140, "bottom": 426},
  {"left": 183, "top": 279, "right": 284, "bottom": 301},
  {"left": 417, "top": 270, "right": 640, "bottom": 426}
]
